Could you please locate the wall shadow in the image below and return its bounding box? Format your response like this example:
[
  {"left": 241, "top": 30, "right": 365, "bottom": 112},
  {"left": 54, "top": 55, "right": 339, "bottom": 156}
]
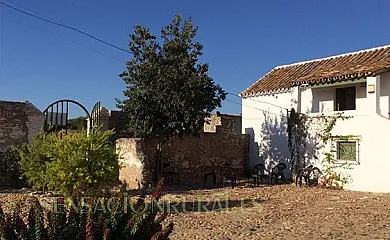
[{"left": 245, "top": 128, "right": 261, "bottom": 167}]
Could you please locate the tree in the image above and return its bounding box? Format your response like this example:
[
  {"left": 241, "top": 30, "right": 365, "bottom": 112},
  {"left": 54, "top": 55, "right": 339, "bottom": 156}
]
[
  {"left": 68, "top": 116, "right": 87, "bottom": 130},
  {"left": 117, "top": 14, "right": 227, "bottom": 182},
  {"left": 287, "top": 108, "right": 308, "bottom": 174}
]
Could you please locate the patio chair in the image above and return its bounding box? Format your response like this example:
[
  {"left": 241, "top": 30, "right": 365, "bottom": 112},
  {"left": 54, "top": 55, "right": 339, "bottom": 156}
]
[
  {"left": 270, "top": 163, "right": 287, "bottom": 184},
  {"left": 296, "top": 165, "right": 322, "bottom": 187},
  {"left": 203, "top": 167, "right": 217, "bottom": 186},
  {"left": 308, "top": 167, "right": 322, "bottom": 186},
  {"left": 250, "top": 163, "right": 267, "bottom": 186},
  {"left": 220, "top": 163, "right": 238, "bottom": 188},
  {"left": 162, "top": 162, "right": 180, "bottom": 185},
  {"left": 296, "top": 165, "right": 313, "bottom": 187}
]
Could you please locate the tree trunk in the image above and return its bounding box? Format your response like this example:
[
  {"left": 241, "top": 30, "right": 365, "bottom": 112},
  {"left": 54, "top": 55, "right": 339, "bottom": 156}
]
[{"left": 154, "top": 141, "right": 163, "bottom": 185}]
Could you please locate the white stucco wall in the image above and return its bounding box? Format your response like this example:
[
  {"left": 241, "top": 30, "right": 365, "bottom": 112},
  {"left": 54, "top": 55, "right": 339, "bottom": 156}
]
[
  {"left": 242, "top": 91, "right": 293, "bottom": 176},
  {"left": 242, "top": 72, "right": 390, "bottom": 192}
]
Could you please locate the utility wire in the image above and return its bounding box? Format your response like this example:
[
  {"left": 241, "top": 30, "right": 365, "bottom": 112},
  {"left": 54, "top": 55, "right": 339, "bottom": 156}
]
[
  {"left": 225, "top": 99, "right": 286, "bottom": 117},
  {"left": 226, "top": 89, "right": 288, "bottom": 110},
  {"left": 0, "top": 1, "right": 132, "bottom": 54},
  {"left": 44, "top": 29, "right": 125, "bottom": 64},
  {"left": 0, "top": 1, "right": 296, "bottom": 115}
]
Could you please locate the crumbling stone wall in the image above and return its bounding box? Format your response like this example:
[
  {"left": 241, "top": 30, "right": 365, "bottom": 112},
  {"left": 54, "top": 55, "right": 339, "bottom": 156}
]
[
  {"left": 0, "top": 101, "right": 44, "bottom": 151},
  {"left": 108, "top": 110, "right": 131, "bottom": 139},
  {"left": 116, "top": 113, "right": 249, "bottom": 189},
  {"left": 116, "top": 138, "right": 145, "bottom": 189},
  {"left": 216, "top": 113, "right": 242, "bottom": 134}
]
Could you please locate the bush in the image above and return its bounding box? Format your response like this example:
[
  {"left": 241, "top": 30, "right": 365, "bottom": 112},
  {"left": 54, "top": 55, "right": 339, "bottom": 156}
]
[
  {"left": 0, "top": 179, "right": 173, "bottom": 240},
  {"left": 19, "top": 130, "right": 119, "bottom": 197},
  {"left": 0, "top": 148, "right": 23, "bottom": 186},
  {"left": 18, "top": 133, "right": 52, "bottom": 190}
]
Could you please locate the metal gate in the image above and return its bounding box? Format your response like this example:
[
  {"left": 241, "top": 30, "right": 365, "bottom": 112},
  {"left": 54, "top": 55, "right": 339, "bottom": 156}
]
[
  {"left": 90, "top": 101, "right": 101, "bottom": 133},
  {"left": 43, "top": 99, "right": 91, "bottom": 134}
]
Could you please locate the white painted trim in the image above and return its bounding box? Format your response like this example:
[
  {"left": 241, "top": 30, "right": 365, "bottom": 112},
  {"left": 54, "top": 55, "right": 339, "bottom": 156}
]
[{"left": 242, "top": 88, "right": 291, "bottom": 98}]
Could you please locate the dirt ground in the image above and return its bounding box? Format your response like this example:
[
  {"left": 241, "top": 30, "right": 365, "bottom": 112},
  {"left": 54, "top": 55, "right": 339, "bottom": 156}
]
[
  {"left": 161, "top": 184, "right": 390, "bottom": 240},
  {"left": 1, "top": 184, "right": 390, "bottom": 240}
]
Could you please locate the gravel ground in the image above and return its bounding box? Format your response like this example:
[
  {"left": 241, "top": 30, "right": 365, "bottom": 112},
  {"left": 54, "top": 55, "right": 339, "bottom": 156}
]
[
  {"left": 1, "top": 184, "right": 390, "bottom": 239},
  {"left": 161, "top": 184, "right": 390, "bottom": 240}
]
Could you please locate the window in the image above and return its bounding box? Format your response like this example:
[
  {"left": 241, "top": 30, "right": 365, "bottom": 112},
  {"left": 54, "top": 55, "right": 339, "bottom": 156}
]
[
  {"left": 337, "top": 141, "right": 358, "bottom": 162},
  {"left": 335, "top": 86, "right": 356, "bottom": 111}
]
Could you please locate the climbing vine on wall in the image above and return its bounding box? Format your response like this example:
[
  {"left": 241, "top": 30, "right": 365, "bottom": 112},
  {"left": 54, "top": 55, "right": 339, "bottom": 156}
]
[
  {"left": 287, "top": 108, "right": 308, "bottom": 174},
  {"left": 288, "top": 110, "right": 356, "bottom": 189},
  {"left": 310, "top": 112, "right": 354, "bottom": 189}
]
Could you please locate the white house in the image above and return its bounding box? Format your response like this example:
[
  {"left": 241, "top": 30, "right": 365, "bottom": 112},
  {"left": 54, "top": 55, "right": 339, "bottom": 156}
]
[{"left": 241, "top": 44, "right": 390, "bottom": 193}]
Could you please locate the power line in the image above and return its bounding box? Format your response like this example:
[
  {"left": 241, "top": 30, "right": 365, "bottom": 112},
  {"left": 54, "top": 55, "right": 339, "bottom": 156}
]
[
  {"left": 226, "top": 89, "right": 288, "bottom": 110},
  {"left": 0, "top": 0, "right": 297, "bottom": 115},
  {"left": 224, "top": 99, "right": 286, "bottom": 117},
  {"left": 0, "top": 1, "right": 132, "bottom": 54},
  {"left": 225, "top": 88, "right": 307, "bottom": 116},
  {"left": 42, "top": 28, "right": 125, "bottom": 64}
]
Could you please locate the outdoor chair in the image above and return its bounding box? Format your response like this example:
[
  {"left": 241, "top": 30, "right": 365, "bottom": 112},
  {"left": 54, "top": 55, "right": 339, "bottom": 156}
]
[
  {"left": 220, "top": 163, "right": 238, "bottom": 188},
  {"left": 296, "top": 165, "right": 322, "bottom": 187},
  {"left": 162, "top": 162, "right": 180, "bottom": 185},
  {"left": 296, "top": 165, "right": 313, "bottom": 187},
  {"left": 250, "top": 163, "right": 267, "bottom": 186},
  {"left": 308, "top": 167, "right": 322, "bottom": 186},
  {"left": 203, "top": 167, "right": 217, "bottom": 186},
  {"left": 270, "top": 163, "right": 287, "bottom": 184}
]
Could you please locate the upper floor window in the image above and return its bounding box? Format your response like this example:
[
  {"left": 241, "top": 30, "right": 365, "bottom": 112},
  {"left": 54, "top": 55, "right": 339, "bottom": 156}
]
[{"left": 335, "top": 86, "right": 356, "bottom": 111}]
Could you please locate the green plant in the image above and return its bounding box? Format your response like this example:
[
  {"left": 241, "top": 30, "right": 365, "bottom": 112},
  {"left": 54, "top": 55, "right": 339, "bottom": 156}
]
[
  {"left": 117, "top": 14, "right": 227, "bottom": 183},
  {"left": 312, "top": 113, "right": 353, "bottom": 189},
  {"left": 19, "top": 130, "right": 119, "bottom": 197},
  {"left": 287, "top": 108, "right": 308, "bottom": 174},
  {"left": 117, "top": 14, "right": 226, "bottom": 140},
  {"left": 0, "top": 148, "right": 23, "bottom": 184},
  {"left": 19, "top": 132, "right": 53, "bottom": 191},
  {"left": 0, "top": 179, "right": 173, "bottom": 240},
  {"left": 68, "top": 116, "right": 88, "bottom": 131}
]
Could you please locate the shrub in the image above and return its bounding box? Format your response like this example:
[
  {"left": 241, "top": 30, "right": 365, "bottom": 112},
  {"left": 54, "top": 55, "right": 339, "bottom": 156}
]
[
  {"left": 19, "top": 132, "right": 53, "bottom": 190},
  {"left": 19, "top": 130, "right": 119, "bottom": 197},
  {"left": 0, "top": 148, "right": 23, "bottom": 186},
  {"left": 0, "top": 179, "right": 173, "bottom": 240}
]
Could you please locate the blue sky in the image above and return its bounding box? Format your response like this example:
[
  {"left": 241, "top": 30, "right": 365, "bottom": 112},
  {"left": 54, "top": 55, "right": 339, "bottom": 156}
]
[{"left": 1, "top": 0, "right": 389, "bottom": 117}]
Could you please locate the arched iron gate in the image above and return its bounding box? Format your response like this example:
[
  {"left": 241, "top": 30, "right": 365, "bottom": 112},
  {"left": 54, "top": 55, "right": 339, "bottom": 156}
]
[{"left": 43, "top": 99, "right": 91, "bottom": 134}]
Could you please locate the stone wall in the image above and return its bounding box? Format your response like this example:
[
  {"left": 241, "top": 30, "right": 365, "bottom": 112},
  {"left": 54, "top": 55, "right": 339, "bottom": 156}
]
[
  {"left": 108, "top": 110, "right": 131, "bottom": 139},
  {"left": 116, "top": 138, "right": 146, "bottom": 189},
  {"left": 0, "top": 101, "right": 44, "bottom": 151},
  {"left": 116, "top": 114, "right": 249, "bottom": 189},
  {"left": 110, "top": 111, "right": 242, "bottom": 137}
]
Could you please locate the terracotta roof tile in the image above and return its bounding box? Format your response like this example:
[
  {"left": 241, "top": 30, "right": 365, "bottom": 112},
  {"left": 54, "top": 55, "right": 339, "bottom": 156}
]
[{"left": 241, "top": 45, "right": 390, "bottom": 97}]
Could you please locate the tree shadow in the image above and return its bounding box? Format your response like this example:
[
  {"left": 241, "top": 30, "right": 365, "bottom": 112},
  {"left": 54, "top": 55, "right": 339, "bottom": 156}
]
[
  {"left": 259, "top": 111, "right": 290, "bottom": 177},
  {"left": 253, "top": 110, "right": 325, "bottom": 180}
]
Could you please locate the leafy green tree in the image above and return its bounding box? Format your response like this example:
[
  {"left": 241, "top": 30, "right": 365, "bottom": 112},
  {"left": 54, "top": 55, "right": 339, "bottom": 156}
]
[
  {"left": 0, "top": 148, "right": 23, "bottom": 184},
  {"left": 118, "top": 13, "right": 226, "bottom": 140},
  {"left": 117, "top": 14, "right": 226, "bottom": 181},
  {"left": 68, "top": 116, "right": 87, "bottom": 130}
]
